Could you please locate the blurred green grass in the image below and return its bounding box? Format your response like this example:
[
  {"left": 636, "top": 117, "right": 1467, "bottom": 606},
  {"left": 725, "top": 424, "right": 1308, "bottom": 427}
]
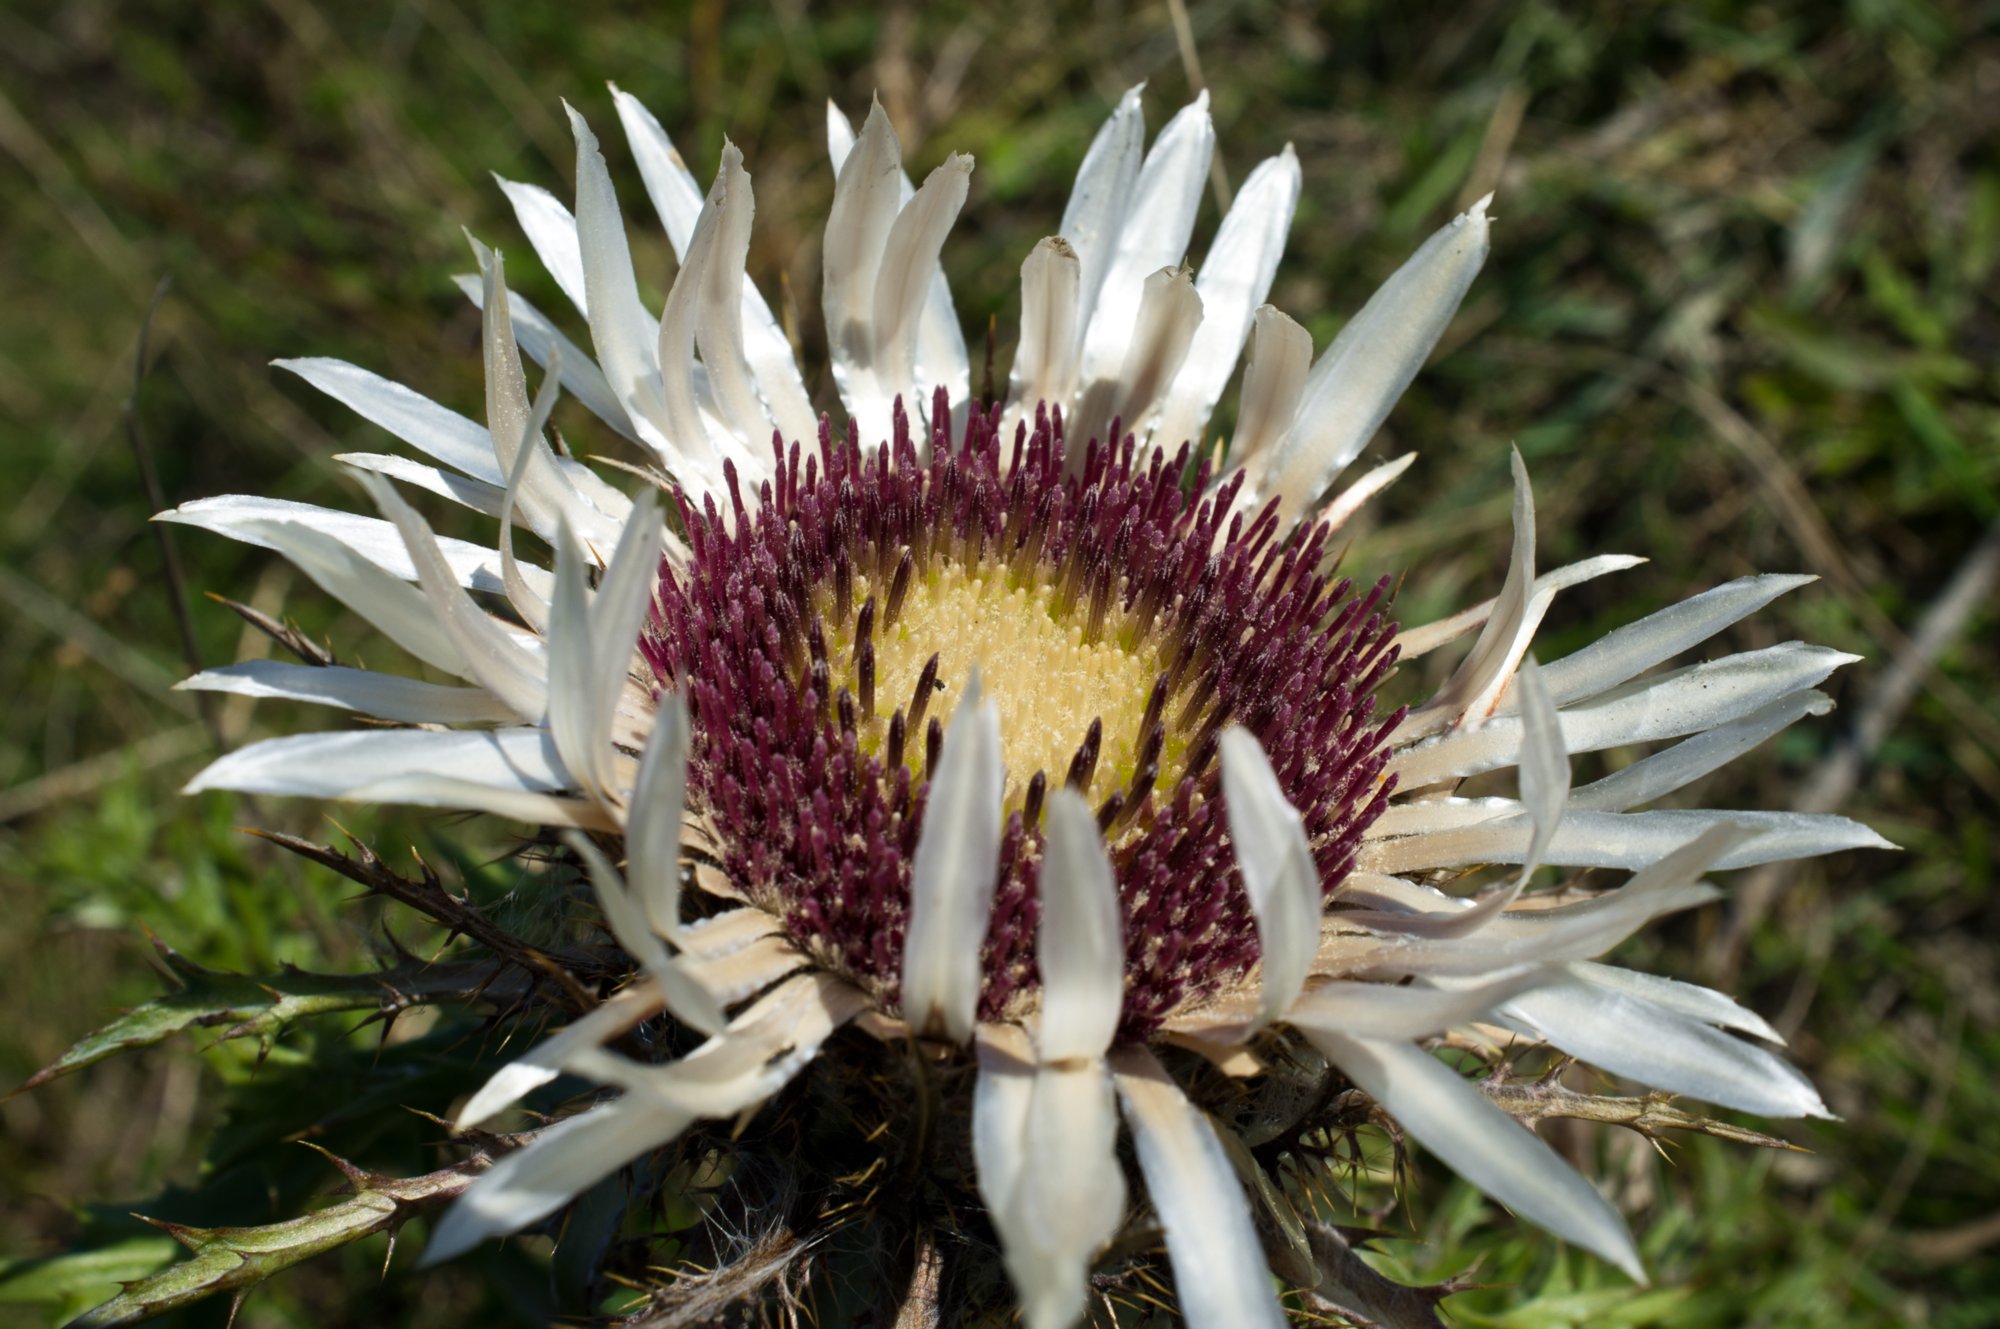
[{"left": 1, "top": 0, "right": 1996, "bottom": 1324}]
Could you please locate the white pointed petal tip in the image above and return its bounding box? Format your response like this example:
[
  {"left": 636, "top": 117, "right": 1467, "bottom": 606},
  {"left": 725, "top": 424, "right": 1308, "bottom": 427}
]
[
  {"left": 423, "top": 1096, "right": 683, "bottom": 1266},
  {"left": 1314, "top": 1032, "right": 1646, "bottom": 1282},
  {"left": 1218, "top": 728, "right": 1320, "bottom": 1026},
  {"left": 1112, "top": 1048, "right": 1288, "bottom": 1326},
  {"left": 1035, "top": 789, "right": 1125, "bottom": 1062},
  {"left": 901, "top": 665, "right": 1004, "bottom": 1044}
]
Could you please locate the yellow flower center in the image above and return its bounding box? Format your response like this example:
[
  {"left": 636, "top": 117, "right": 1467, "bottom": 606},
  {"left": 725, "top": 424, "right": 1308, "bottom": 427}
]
[{"left": 821, "top": 559, "right": 1178, "bottom": 811}]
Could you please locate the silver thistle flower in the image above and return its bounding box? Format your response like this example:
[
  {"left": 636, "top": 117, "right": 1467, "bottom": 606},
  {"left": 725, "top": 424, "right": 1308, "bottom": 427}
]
[{"left": 164, "top": 84, "right": 1887, "bottom": 1325}]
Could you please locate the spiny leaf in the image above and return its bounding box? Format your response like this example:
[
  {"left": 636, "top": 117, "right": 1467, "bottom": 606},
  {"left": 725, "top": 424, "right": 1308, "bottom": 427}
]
[
  {"left": 16, "top": 938, "right": 509, "bottom": 1092},
  {"left": 63, "top": 1154, "right": 498, "bottom": 1328},
  {"left": 250, "top": 828, "right": 604, "bottom": 988},
  {"left": 204, "top": 592, "right": 337, "bottom": 666},
  {"left": 1300, "top": 1221, "right": 1472, "bottom": 1329},
  {"left": 1480, "top": 1071, "right": 1809, "bottom": 1151}
]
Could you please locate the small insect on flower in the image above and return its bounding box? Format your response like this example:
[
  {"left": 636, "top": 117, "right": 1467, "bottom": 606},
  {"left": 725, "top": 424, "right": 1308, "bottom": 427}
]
[{"left": 165, "top": 83, "right": 1888, "bottom": 1326}]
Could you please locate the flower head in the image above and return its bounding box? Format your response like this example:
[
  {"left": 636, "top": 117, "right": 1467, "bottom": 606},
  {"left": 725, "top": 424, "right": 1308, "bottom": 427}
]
[{"left": 170, "top": 83, "right": 1888, "bottom": 1325}]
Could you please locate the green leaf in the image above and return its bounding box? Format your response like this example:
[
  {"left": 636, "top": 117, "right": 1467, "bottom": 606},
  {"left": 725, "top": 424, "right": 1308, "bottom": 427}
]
[
  {"left": 0, "top": 1238, "right": 179, "bottom": 1319},
  {"left": 16, "top": 937, "right": 506, "bottom": 1091},
  {"left": 63, "top": 1154, "right": 493, "bottom": 1327}
]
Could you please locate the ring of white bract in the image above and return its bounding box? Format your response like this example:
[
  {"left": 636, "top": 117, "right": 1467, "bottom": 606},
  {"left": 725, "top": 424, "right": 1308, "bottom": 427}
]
[{"left": 164, "top": 82, "right": 1889, "bottom": 1329}]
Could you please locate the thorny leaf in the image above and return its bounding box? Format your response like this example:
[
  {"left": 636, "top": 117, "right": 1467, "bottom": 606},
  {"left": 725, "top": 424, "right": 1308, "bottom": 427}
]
[
  {"left": 63, "top": 1151, "right": 505, "bottom": 1328},
  {"left": 16, "top": 938, "right": 512, "bottom": 1091},
  {"left": 1480, "top": 1069, "right": 1809, "bottom": 1151},
  {"left": 1299, "top": 1221, "right": 1470, "bottom": 1329},
  {"left": 252, "top": 829, "right": 605, "bottom": 998},
  {"left": 1226, "top": 1107, "right": 1463, "bottom": 1329},
  {"left": 205, "top": 593, "right": 336, "bottom": 667}
]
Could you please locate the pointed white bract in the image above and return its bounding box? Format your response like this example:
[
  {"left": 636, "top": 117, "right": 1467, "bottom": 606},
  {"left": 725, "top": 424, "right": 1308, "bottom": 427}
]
[
  {"left": 874, "top": 154, "right": 975, "bottom": 396},
  {"left": 628, "top": 691, "right": 693, "bottom": 944},
  {"left": 1060, "top": 84, "right": 1147, "bottom": 353},
  {"left": 1369, "top": 656, "right": 1568, "bottom": 942},
  {"left": 1112, "top": 1048, "right": 1288, "bottom": 1328},
  {"left": 826, "top": 100, "right": 972, "bottom": 425},
  {"left": 1262, "top": 195, "right": 1492, "bottom": 517},
  {"left": 278, "top": 357, "right": 505, "bottom": 486},
  {"left": 821, "top": 106, "right": 974, "bottom": 442},
  {"left": 547, "top": 524, "right": 605, "bottom": 793},
  {"left": 1392, "top": 552, "right": 1646, "bottom": 661},
  {"left": 455, "top": 985, "right": 664, "bottom": 1132},
  {"left": 1506, "top": 653, "right": 1568, "bottom": 866},
  {"left": 653, "top": 157, "right": 731, "bottom": 488},
  {"left": 1567, "top": 690, "right": 1834, "bottom": 812},
  {"left": 1341, "top": 823, "right": 1755, "bottom": 979},
  {"left": 1070, "top": 263, "right": 1203, "bottom": 459},
  {"left": 1388, "top": 641, "right": 1864, "bottom": 788},
  {"left": 1536, "top": 573, "right": 1820, "bottom": 706},
  {"left": 613, "top": 86, "right": 817, "bottom": 449},
  {"left": 565, "top": 103, "right": 676, "bottom": 466},
  {"left": 1285, "top": 969, "right": 1553, "bottom": 1041},
  {"left": 972, "top": 1025, "right": 1036, "bottom": 1223},
  {"left": 453, "top": 269, "right": 638, "bottom": 442},
  {"left": 568, "top": 973, "right": 863, "bottom": 1117},
  {"left": 1219, "top": 728, "right": 1320, "bottom": 1026},
  {"left": 1401, "top": 447, "right": 1543, "bottom": 741},
  {"left": 1007, "top": 1064, "right": 1126, "bottom": 1329},
  {"left": 426, "top": 1093, "right": 686, "bottom": 1265},
  {"left": 1231, "top": 305, "right": 1312, "bottom": 470},
  {"left": 1148, "top": 147, "right": 1302, "bottom": 451},
  {"left": 361, "top": 472, "right": 548, "bottom": 721},
  {"left": 1078, "top": 94, "right": 1214, "bottom": 391},
  {"left": 1307, "top": 1030, "right": 1646, "bottom": 1281},
  {"left": 184, "top": 727, "right": 612, "bottom": 829},
  {"left": 1034, "top": 789, "right": 1126, "bottom": 1063},
  {"left": 203, "top": 516, "right": 467, "bottom": 671},
  {"left": 689, "top": 145, "right": 774, "bottom": 451},
  {"left": 493, "top": 372, "right": 561, "bottom": 635},
  {"left": 432, "top": 972, "right": 862, "bottom": 1264},
  {"left": 1501, "top": 977, "right": 1830, "bottom": 1118},
  {"left": 177, "top": 661, "right": 515, "bottom": 725},
  {"left": 474, "top": 242, "right": 588, "bottom": 544},
  {"left": 1318, "top": 450, "right": 1417, "bottom": 534},
  {"left": 975, "top": 1026, "right": 1127, "bottom": 1329},
  {"left": 612, "top": 84, "right": 704, "bottom": 255},
  {"left": 335, "top": 452, "right": 506, "bottom": 522},
  {"left": 565, "top": 832, "right": 726, "bottom": 1037},
  {"left": 1364, "top": 806, "right": 1888, "bottom": 874},
  {"left": 901, "top": 667, "right": 1005, "bottom": 1044},
  {"left": 1569, "top": 961, "right": 1785, "bottom": 1044},
  {"left": 1008, "top": 237, "right": 1082, "bottom": 419},
  {"left": 823, "top": 101, "right": 911, "bottom": 432},
  {"left": 971, "top": 797, "right": 1127, "bottom": 1329},
  {"left": 493, "top": 176, "right": 590, "bottom": 315}
]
